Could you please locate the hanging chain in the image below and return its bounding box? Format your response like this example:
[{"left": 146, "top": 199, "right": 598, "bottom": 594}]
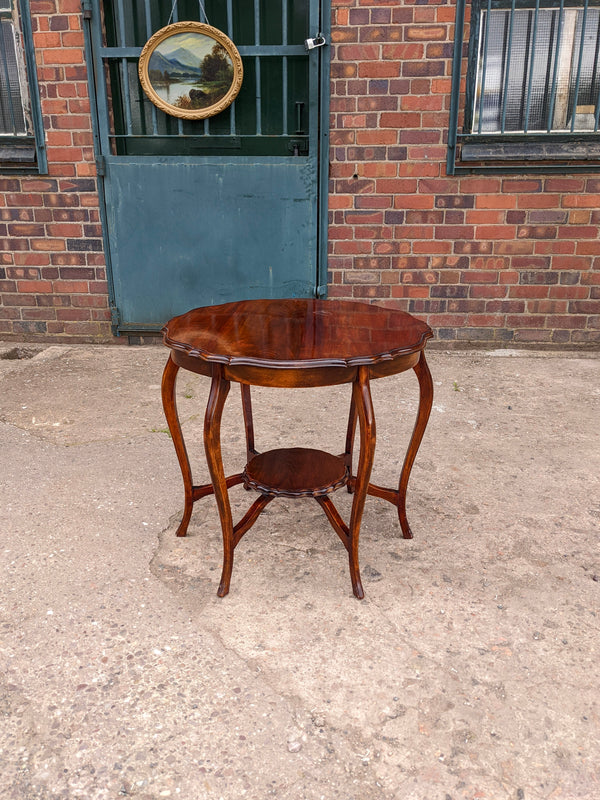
[
  {"left": 167, "top": 0, "right": 210, "bottom": 27},
  {"left": 198, "top": 0, "right": 210, "bottom": 25},
  {"left": 167, "top": 0, "right": 178, "bottom": 26}
]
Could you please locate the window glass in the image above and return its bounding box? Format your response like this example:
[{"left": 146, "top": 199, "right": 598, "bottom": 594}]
[
  {"left": 0, "top": 0, "right": 45, "bottom": 170},
  {"left": 0, "top": 15, "right": 29, "bottom": 135},
  {"left": 472, "top": 6, "right": 600, "bottom": 134}
]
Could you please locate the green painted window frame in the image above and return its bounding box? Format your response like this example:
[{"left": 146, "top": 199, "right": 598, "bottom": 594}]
[
  {"left": 448, "top": 0, "right": 600, "bottom": 174},
  {"left": 0, "top": 0, "right": 46, "bottom": 173}
]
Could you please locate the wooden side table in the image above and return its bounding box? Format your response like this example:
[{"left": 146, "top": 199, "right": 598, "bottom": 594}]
[{"left": 161, "top": 299, "right": 433, "bottom": 598}]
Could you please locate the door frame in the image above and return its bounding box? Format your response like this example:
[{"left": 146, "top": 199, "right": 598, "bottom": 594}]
[{"left": 82, "top": 0, "right": 331, "bottom": 335}]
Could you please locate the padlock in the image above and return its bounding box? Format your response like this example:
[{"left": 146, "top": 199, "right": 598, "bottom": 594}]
[{"left": 304, "top": 34, "right": 327, "bottom": 50}]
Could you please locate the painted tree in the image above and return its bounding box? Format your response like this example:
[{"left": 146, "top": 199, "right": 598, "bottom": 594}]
[{"left": 200, "top": 43, "right": 233, "bottom": 84}]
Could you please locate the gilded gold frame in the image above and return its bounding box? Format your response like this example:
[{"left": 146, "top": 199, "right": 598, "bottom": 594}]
[{"left": 138, "top": 21, "right": 243, "bottom": 120}]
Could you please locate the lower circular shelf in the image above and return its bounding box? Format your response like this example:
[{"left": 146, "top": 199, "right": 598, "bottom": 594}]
[{"left": 243, "top": 447, "right": 349, "bottom": 498}]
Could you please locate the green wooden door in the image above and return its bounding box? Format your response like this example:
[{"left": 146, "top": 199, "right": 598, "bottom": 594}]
[{"left": 84, "top": 0, "right": 329, "bottom": 332}]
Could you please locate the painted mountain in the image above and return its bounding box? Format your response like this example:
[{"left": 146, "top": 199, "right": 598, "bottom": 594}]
[
  {"left": 167, "top": 45, "right": 202, "bottom": 69},
  {"left": 148, "top": 50, "right": 203, "bottom": 79}
]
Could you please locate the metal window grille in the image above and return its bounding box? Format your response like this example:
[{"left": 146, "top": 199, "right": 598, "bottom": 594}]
[
  {"left": 0, "top": 4, "right": 28, "bottom": 136},
  {"left": 448, "top": 0, "right": 600, "bottom": 173},
  {"left": 0, "top": 0, "right": 46, "bottom": 171}
]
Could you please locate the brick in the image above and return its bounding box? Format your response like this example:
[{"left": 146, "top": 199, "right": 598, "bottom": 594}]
[
  {"left": 486, "top": 300, "right": 525, "bottom": 314},
  {"left": 469, "top": 285, "right": 507, "bottom": 299},
  {"left": 572, "top": 330, "right": 600, "bottom": 343},
  {"left": 581, "top": 272, "right": 600, "bottom": 286},
  {"left": 402, "top": 61, "right": 445, "bottom": 77},
  {"left": 509, "top": 284, "right": 551, "bottom": 299},
  {"left": 337, "top": 44, "right": 381, "bottom": 61},
  {"left": 343, "top": 270, "right": 379, "bottom": 284},
  {"left": 549, "top": 286, "right": 588, "bottom": 299},
  {"left": 31, "top": 238, "right": 66, "bottom": 252},
  {"left": 360, "top": 26, "right": 402, "bottom": 42},
  {"left": 562, "top": 194, "right": 600, "bottom": 208},
  {"left": 16, "top": 280, "right": 53, "bottom": 293},
  {"left": 454, "top": 241, "right": 493, "bottom": 255},
  {"left": 413, "top": 240, "right": 452, "bottom": 254},
  {"left": 66, "top": 238, "right": 103, "bottom": 252},
  {"left": 43, "top": 47, "right": 84, "bottom": 65},
  {"left": 494, "top": 241, "right": 535, "bottom": 255},
  {"left": 358, "top": 96, "right": 399, "bottom": 112},
  {"left": 14, "top": 254, "right": 50, "bottom": 268},
  {"left": 356, "top": 130, "right": 397, "bottom": 145},
  {"left": 405, "top": 26, "right": 447, "bottom": 41},
  {"left": 575, "top": 242, "right": 600, "bottom": 256},
  {"left": 435, "top": 195, "right": 474, "bottom": 209},
  {"left": 461, "top": 271, "right": 499, "bottom": 284},
  {"left": 568, "top": 301, "right": 600, "bottom": 314},
  {"left": 380, "top": 112, "right": 422, "bottom": 129},
  {"left": 22, "top": 307, "right": 56, "bottom": 321},
  {"left": 513, "top": 329, "right": 553, "bottom": 342},
  {"left": 358, "top": 62, "right": 401, "bottom": 79},
  {"left": 8, "top": 223, "right": 45, "bottom": 237},
  {"left": 519, "top": 271, "right": 559, "bottom": 285},
  {"left": 476, "top": 194, "right": 516, "bottom": 209},
  {"left": 352, "top": 285, "right": 390, "bottom": 298},
  {"left": 430, "top": 285, "right": 468, "bottom": 298},
  {"left": 7, "top": 267, "right": 39, "bottom": 279},
  {"left": 434, "top": 225, "right": 474, "bottom": 240},
  {"left": 2, "top": 293, "right": 38, "bottom": 307},
  {"left": 518, "top": 194, "right": 562, "bottom": 210},
  {"left": 409, "top": 299, "right": 447, "bottom": 314},
  {"left": 527, "top": 300, "right": 568, "bottom": 314},
  {"left": 12, "top": 321, "right": 48, "bottom": 335},
  {"left": 332, "top": 28, "right": 359, "bottom": 43},
  {"left": 545, "top": 178, "right": 585, "bottom": 193}
]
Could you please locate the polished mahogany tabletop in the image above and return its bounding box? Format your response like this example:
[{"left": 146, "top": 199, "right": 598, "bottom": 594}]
[{"left": 162, "top": 298, "right": 432, "bottom": 369}]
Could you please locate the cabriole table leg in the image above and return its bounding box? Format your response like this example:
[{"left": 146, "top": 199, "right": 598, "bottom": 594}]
[
  {"left": 398, "top": 351, "right": 433, "bottom": 539},
  {"left": 203, "top": 365, "right": 235, "bottom": 597},
  {"left": 161, "top": 354, "right": 195, "bottom": 538},
  {"left": 347, "top": 366, "right": 376, "bottom": 599}
]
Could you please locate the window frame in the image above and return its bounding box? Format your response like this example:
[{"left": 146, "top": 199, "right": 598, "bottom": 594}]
[
  {"left": 0, "top": 0, "right": 46, "bottom": 173},
  {"left": 447, "top": 0, "right": 600, "bottom": 174}
]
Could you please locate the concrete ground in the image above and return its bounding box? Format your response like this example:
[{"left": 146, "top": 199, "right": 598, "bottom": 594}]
[{"left": 0, "top": 340, "right": 599, "bottom": 800}]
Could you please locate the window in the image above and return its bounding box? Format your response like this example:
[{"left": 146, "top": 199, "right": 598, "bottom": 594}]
[
  {"left": 448, "top": 0, "right": 600, "bottom": 173},
  {"left": 0, "top": 0, "right": 46, "bottom": 171}
]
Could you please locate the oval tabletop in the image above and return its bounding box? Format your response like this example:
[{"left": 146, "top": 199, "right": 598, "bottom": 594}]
[{"left": 162, "top": 299, "right": 432, "bottom": 369}]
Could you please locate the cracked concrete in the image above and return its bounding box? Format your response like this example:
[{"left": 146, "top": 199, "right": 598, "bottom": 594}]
[{"left": 0, "top": 342, "right": 599, "bottom": 799}]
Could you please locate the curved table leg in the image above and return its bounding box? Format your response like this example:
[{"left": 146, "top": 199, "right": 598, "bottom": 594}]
[
  {"left": 398, "top": 350, "right": 433, "bottom": 539},
  {"left": 348, "top": 366, "right": 376, "bottom": 599},
  {"left": 203, "top": 365, "right": 234, "bottom": 597},
  {"left": 162, "top": 354, "right": 195, "bottom": 538},
  {"left": 344, "top": 392, "right": 357, "bottom": 493},
  {"left": 240, "top": 383, "right": 257, "bottom": 462}
]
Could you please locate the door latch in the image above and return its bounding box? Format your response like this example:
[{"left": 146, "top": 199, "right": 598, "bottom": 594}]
[{"left": 304, "top": 33, "right": 327, "bottom": 50}]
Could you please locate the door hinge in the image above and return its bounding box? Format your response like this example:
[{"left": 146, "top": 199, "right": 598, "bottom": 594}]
[
  {"left": 81, "top": 0, "right": 93, "bottom": 19},
  {"left": 95, "top": 155, "right": 105, "bottom": 177},
  {"left": 110, "top": 305, "right": 120, "bottom": 327},
  {"left": 316, "top": 285, "right": 327, "bottom": 298}
]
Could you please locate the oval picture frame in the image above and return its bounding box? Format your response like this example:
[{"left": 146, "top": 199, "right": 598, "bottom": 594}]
[{"left": 138, "top": 21, "right": 243, "bottom": 120}]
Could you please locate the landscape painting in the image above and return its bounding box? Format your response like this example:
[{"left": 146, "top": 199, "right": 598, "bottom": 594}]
[{"left": 138, "top": 22, "right": 243, "bottom": 120}]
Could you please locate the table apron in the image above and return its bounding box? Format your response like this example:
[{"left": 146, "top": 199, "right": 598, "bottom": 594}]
[{"left": 170, "top": 349, "right": 422, "bottom": 388}]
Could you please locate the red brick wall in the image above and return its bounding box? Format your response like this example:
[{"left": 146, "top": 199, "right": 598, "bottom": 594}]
[
  {"left": 0, "top": 2, "right": 599, "bottom": 345},
  {"left": 0, "top": 1, "right": 112, "bottom": 342},
  {"left": 328, "top": 1, "right": 600, "bottom": 346}
]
